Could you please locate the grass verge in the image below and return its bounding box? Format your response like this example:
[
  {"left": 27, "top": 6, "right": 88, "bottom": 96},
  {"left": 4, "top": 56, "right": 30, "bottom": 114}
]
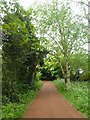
[
  {"left": 53, "top": 79, "right": 88, "bottom": 118},
  {"left": 2, "top": 80, "right": 42, "bottom": 118}
]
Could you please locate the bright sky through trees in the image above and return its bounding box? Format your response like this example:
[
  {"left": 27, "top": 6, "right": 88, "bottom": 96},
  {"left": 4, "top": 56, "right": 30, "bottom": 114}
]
[
  {"left": 19, "top": 0, "right": 88, "bottom": 26},
  {"left": 19, "top": 0, "right": 88, "bottom": 10},
  {"left": 18, "top": 0, "right": 88, "bottom": 51}
]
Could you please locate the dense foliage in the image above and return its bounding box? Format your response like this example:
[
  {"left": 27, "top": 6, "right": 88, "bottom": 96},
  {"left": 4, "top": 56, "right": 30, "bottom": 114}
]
[
  {"left": 1, "top": 0, "right": 45, "bottom": 103},
  {"left": 1, "top": 0, "right": 89, "bottom": 118},
  {"left": 2, "top": 80, "right": 42, "bottom": 118},
  {"left": 1, "top": 0, "right": 44, "bottom": 118},
  {"left": 33, "top": 0, "right": 88, "bottom": 86}
]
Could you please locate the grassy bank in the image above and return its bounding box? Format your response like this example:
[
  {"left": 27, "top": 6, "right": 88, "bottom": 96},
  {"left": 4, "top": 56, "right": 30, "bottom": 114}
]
[
  {"left": 53, "top": 79, "right": 88, "bottom": 118},
  {"left": 2, "top": 80, "right": 42, "bottom": 118}
]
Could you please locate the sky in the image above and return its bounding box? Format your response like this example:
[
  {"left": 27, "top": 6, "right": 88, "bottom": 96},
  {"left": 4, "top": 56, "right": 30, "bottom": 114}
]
[
  {"left": 19, "top": 0, "right": 88, "bottom": 19},
  {"left": 19, "top": 0, "right": 88, "bottom": 10},
  {"left": 19, "top": 0, "right": 44, "bottom": 9},
  {"left": 18, "top": 0, "right": 88, "bottom": 51}
]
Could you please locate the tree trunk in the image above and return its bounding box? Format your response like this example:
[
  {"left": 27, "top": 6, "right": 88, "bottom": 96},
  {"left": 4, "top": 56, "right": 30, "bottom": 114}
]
[
  {"left": 65, "top": 61, "right": 70, "bottom": 88},
  {"left": 60, "top": 64, "right": 65, "bottom": 78}
]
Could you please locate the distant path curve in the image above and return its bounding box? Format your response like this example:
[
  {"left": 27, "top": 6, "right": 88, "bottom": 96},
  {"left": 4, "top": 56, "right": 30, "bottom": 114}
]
[{"left": 23, "top": 81, "right": 84, "bottom": 118}]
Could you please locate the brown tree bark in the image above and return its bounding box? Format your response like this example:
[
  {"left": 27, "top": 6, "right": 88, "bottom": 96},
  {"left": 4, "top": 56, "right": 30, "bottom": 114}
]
[
  {"left": 60, "top": 64, "right": 65, "bottom": 77},
  {"left": 65, "top": 60, "right": 70, "bottom": 88}
]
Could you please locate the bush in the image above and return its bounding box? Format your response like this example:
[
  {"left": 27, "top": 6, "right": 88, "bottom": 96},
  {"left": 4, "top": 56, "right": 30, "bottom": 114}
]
[
  {"left": 79, "top": 72, "right": 88, "bottom": 81},
  {"left": 36, "top": 71, "right": 42, "bottom": 81},
  {"left": 30, "top": 80, "right": 42, "bottom": 90},
  {"left": 2, "top": 80, "right": 42, "bottom": 118}
]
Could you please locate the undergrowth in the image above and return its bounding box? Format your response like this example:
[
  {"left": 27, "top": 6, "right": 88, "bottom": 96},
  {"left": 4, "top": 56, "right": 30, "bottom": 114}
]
[
  {"left": 2, "top": 80, "right": 42, "bottom": 118},
  {"left": 53, "top": 79, "right": 88, "bottom": 118}
]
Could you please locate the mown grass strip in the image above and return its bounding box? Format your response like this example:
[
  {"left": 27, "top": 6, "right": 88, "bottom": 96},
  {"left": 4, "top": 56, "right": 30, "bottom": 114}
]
[{"left": 53, "top": 79, "right": 88, "bottom": 118}]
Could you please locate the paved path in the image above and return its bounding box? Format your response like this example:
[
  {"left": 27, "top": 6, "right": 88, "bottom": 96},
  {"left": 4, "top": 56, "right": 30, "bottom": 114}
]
[{"left": 23, "top": 81, "right": 84, "bottom": 118}]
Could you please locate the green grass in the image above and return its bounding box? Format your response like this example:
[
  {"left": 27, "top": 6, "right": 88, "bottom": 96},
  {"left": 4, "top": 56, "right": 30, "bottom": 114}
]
[
  {"left": 2, "top": 80, "right": 42, "bottom": 118},
  {"left": 53, "top": 79, "right": 88, "bottom": 118}
]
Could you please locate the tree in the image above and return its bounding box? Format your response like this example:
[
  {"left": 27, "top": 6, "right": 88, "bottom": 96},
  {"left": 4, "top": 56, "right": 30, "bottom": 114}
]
[
  {"left": 1, "top": 0, "right": 46, "bottom": 102},
  {"left": 33, "top": 0, "right": 88, "bottom": 87},
  {"left": 70, "top": 51, "right": 88, "bottom": 81}
]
